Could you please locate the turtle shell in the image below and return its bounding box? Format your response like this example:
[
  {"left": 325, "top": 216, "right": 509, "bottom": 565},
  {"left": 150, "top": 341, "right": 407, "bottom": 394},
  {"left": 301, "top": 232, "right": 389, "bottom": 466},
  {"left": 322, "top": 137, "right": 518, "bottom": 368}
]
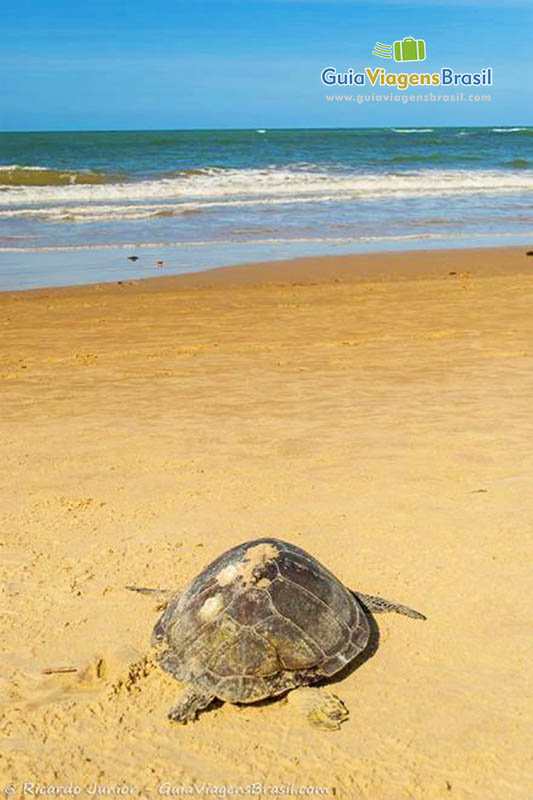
[{"left": 152, "top": 538, "right": 370, "bottom": 703}]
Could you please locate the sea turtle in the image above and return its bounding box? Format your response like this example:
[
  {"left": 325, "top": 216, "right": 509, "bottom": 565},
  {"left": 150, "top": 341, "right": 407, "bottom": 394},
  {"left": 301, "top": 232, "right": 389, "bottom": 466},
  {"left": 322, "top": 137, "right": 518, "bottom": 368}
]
[{"left": 129, "top": 538, "right": 425, "bottom": 728}]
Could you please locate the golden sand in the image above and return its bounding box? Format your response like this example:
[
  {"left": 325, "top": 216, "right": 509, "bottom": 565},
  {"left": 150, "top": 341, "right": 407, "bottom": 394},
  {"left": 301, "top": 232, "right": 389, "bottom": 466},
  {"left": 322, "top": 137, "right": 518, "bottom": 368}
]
[{"left": 1, "top": 246, "right": 532, "bottom": 798}]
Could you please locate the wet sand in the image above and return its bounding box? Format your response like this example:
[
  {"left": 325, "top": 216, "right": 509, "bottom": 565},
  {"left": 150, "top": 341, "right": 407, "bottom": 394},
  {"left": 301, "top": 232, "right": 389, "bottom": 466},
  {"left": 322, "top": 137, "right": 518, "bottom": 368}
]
[{"left": 1, "top": 246, "right": 532, "bottom": 798}]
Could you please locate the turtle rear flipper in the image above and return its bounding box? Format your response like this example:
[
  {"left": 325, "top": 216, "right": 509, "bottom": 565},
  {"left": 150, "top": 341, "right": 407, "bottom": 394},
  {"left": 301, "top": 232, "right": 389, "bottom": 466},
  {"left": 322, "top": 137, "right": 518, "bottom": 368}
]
[
  {"left": 354, "top": 591, "right": 426, "bottom": 620},
  {"left": 287, "top": 687, "right": 349, "bottom": 730}
]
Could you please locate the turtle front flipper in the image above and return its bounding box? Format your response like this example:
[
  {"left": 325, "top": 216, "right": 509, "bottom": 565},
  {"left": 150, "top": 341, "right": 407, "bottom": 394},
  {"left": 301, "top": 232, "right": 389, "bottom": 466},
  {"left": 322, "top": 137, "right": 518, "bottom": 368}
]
[
  {"left": 125, "top": 585, "right": 177, "bottom": 611},
  {"left": 125, "top": 585, "right": 173, "bottom": 599},
  {"left": 354, "top": 592, "right": 426, "bottom": 620},
  {"left": 168, "top": 686, "right": 216, "bottom": 723}
]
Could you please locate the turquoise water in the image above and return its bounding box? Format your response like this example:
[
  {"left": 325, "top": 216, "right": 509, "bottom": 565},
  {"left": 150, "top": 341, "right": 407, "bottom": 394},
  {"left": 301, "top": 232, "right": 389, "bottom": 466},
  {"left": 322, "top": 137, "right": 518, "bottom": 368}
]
[{"left": 0, "top": 127, "right": 532, "bottom": 289}]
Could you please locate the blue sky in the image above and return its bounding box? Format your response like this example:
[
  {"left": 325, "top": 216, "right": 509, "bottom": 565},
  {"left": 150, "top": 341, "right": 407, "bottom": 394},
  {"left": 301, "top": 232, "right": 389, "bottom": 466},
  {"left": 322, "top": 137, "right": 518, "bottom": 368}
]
[{"left": 1, "top": 0, "right": 532, "bottom": 130}]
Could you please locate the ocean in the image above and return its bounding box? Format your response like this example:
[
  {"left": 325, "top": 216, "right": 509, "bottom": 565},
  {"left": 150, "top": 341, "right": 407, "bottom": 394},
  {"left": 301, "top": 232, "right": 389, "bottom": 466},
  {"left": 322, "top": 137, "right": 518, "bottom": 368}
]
[{"left": 0, "top": 126, "right": 532, "bottom": 290}]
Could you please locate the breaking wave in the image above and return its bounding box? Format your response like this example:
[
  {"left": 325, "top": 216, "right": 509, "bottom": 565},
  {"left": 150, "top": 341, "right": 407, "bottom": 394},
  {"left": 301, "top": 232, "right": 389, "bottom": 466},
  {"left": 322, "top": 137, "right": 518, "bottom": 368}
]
[
  {"left": 0, "top": 167, "right": 532, "bottom": 223},
  {"left": 492, "top": 127, "right": 530, "bottom": 133},
  {"left": 2, "top": 229, "right": 532, "bottom": 254}
]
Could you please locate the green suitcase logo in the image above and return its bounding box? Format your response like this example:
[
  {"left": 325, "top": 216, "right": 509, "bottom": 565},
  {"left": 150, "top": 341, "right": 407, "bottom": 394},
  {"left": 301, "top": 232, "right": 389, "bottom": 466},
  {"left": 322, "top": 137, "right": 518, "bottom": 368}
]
[{"left": 393, "top": 37, "right": 426, "bottom": 62}]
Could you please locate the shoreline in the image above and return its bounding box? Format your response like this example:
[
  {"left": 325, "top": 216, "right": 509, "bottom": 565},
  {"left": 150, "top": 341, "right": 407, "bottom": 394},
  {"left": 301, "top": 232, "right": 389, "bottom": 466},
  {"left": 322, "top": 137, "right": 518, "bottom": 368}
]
[{"left": 1, "top": 244, "right": 532, "bottom": 298}]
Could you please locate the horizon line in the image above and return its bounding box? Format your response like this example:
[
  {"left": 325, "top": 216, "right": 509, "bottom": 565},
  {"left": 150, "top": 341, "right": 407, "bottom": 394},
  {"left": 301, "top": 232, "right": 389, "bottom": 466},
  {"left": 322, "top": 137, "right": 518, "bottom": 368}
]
[{"left": 0, "top": 123, "right": 531, "bottom": 135}]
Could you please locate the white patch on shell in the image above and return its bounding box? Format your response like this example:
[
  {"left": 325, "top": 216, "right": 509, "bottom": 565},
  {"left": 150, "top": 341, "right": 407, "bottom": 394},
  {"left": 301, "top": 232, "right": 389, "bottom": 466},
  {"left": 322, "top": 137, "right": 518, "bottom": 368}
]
[
  {"left": 198, "top": 593, "right": 224, "bottom": 621},
  {"left": 216, "top": 564, "right": 240, "bottom": 586},
  {"left": 215, "top": 542, "right": 279, "bottom": 588}
]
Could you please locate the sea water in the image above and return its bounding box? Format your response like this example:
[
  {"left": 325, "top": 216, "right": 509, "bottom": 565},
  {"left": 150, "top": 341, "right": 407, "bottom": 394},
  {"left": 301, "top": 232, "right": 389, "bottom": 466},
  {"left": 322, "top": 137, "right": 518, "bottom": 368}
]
[{"left": 0, "top": 126, "right": 532, "bottom": 290}]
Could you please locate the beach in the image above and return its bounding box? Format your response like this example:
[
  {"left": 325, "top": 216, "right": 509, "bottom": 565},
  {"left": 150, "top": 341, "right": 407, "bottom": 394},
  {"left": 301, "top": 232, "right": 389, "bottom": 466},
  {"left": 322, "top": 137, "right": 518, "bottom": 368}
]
[
  {"left": 1, "top": 245, "right": 532, "bottom": 799},
  {"left": 1, "top": 126, "right": 533, "bottom": 292}
]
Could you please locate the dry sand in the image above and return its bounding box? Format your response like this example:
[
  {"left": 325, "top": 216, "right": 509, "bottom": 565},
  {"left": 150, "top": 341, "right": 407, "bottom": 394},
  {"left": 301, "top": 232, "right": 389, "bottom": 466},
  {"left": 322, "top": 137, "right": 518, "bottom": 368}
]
[{"left": 1, "top": 246, "right": 532, "bottom": 799}]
